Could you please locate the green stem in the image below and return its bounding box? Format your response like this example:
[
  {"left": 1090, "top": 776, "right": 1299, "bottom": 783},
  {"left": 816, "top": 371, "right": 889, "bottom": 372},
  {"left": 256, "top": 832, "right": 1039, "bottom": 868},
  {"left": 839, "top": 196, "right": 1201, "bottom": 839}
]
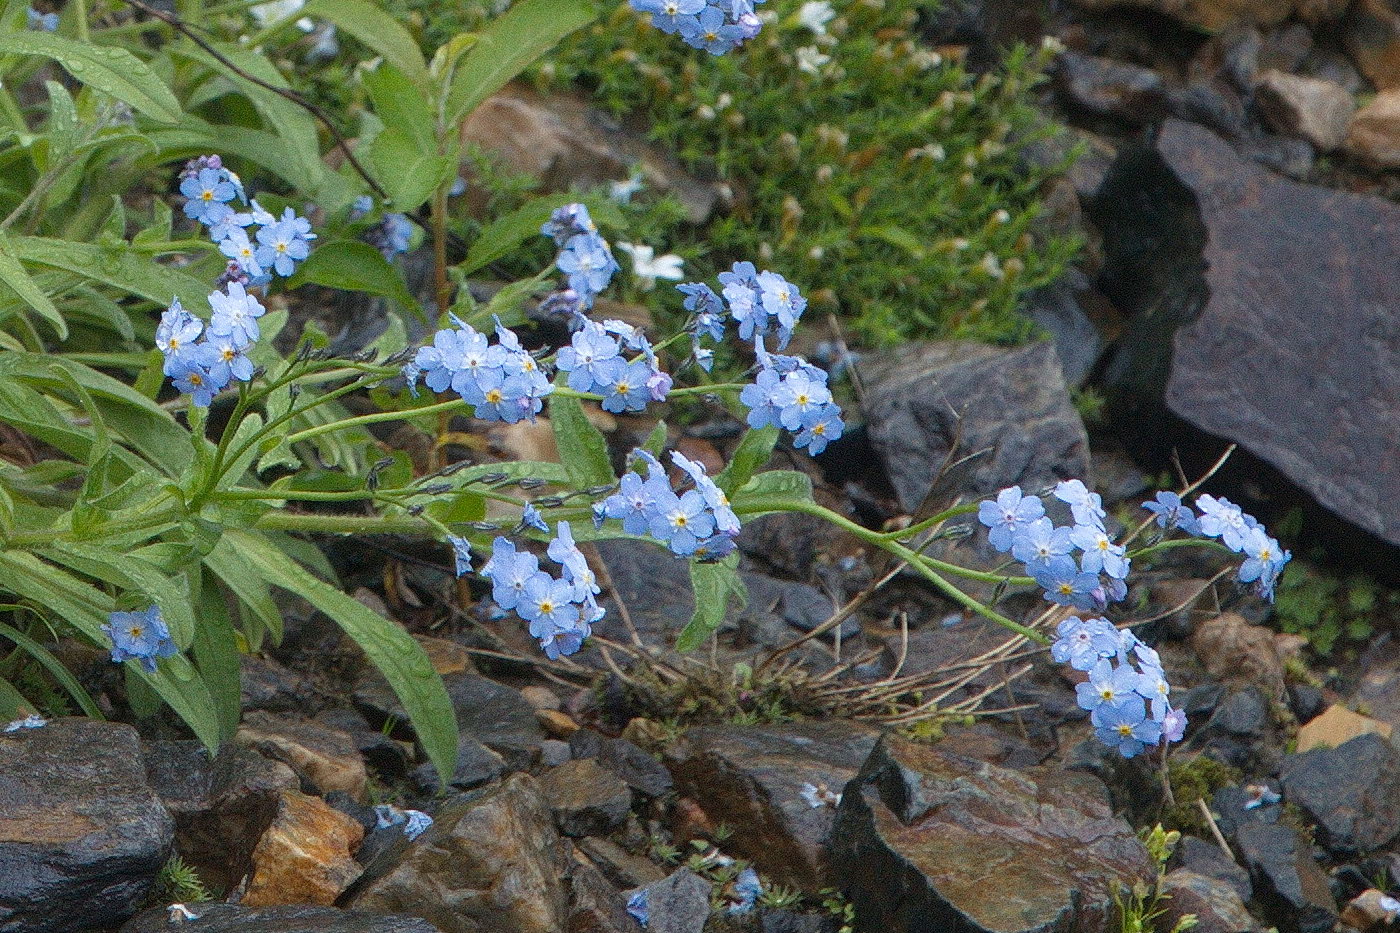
[
  {"left": 253, "top": 512, "right": 434, "bottom": 536},
  {"left": 1128, "top": 537, "right": 1233, "bottom": 561},
  {"left": 874, "top": 501, "right": 981, "bottom": 541},
  {"left": 281, "top": 396, "right": 469, "bottom": 448}
]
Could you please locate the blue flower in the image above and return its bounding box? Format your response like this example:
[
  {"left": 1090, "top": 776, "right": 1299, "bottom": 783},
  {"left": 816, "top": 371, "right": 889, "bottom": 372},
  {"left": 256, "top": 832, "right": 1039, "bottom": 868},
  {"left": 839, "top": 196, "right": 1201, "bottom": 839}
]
[
  {"left": 1050, "top": 616, "right": 1119, "bottom": 671},
  {"left": 680, "top": 5, "right": 747, "bottom": 54},
  {"left": 1160, "top": 707, "right": 1188, "bottom": 743},
  {"left": 1142, "top": 491, "right": 1198, "bottom": 534},
  {"left": 794, "top": 404, "right": 843, "bottom": 455},
  {"left": 1010, "top": 517, "right": 1075, "bottom": 576},
  {"left": 521, "top": 504, "right": 549, "bottom": 533},
  {"left": 414, "top": 324, "right": 478, "bottom": 394},
  {"left": 1091, "top": 700, "right": 1161, "bottom": 758},
  {"left": 207, "top": 282, "right": 266, "bottom": 348},
  {"left": 548, "top": 521, "right": 599, "bottom": 602},
  {"left": 27, "top": 7, "right": 58, "bottom": 30},
  {"left": 728, "top": 867, "right": 762, "bottom": 914},
  {"left": 1054, "top": 479, "right": 1105, "bottom": 528},
  {"left": 541, "top": 203, "right": 597, "bottom": 245},
  {"left": 156, "top": 298, "right": 204, "bottom": 376},
  {"left": 102, "top": 606, "right": 178, "bottom": 673},
  {"left": 672, "top": 451, "right": 740, "bottom": 535},
  {"left": 756, "top": 270, "right": 806, "bottom": 348},
  {"left": 180, "top": 168, "right": 237, "bottom": 227},
  {"left": 1034, "top": 562, "right": 1100, "bottom": 611},
  {"left": 648, "top": 487, "right": 715, "bottom": 556},
  {"left": 772, "top": 369, "right": 832, "bottom": 431},
  {"left": 631, "top": 0, "right": 706, "bottom": 33},
  {"left": 556, "top": 322, "right": 624, "bottom": 394},
  {"left": 517, "top": 573, "right": 581, "bottom": 633},
  {"left": 1070, "top": 523, "right": 1130, "bottom": 579},
  {"left": 448, "top": 536, "right": 473, "bottom": 577},
  {"left": 1135, "top": 663, "right": 1172, "bottom": 720},
  {"left": 169, "top": 357, "right": 229, "bottom": 408},
  {"left": 481, "top": 537, "right": 541, "bottom": 611},
  {"left": 218, "top": 227, "right": 265, "bottom": 279},
  {"left": 739, "top": 364, "right": 784, "bottom": 430},
  {"left": 254, "top": 207, "right": 316, "bottom": 277},
  {"left": 604, "top": 472, "right": 669, "bottom": 536},
  {"left": 600, "top": 359, "right": 656, "bottom": 414},
  {"left": 677, "top": 282, "right": 726, "bottom": 343},
  {"left": 1195, "top": 494, "right": 1256, "bottom": 552},
  {"left": 366, "top": 213, "right": 413, "bottom": 260},
  {"left": 3, "top": 713, "right": 46, "bottom": 732},
  {"left": 977, "top": 486, "right": 1045, "bottom": 553},
  {"left": 556, "top": 233, "right": 619, "bottom": 306},
  {"left": 1076, "top": 659, "right": 1139, "bottom": 713},
  {"left": 1237, "top": 526, "right": 1289, "bottom": 602},
  {"left": 403, "top": 809, "right": 434, "bottom": 840},
  {"left": 198, "top": 335, "right": 255, "bottom": 385},
  {"left": 626, "top": 890, "right": 650, "bottom": 928}
]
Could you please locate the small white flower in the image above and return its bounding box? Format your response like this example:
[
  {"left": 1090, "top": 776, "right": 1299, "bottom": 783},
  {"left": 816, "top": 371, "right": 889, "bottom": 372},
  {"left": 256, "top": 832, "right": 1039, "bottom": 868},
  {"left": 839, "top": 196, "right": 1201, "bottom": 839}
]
[
  {"left": 616, "top": 243, "right": 684, "bottom": 291},
  {"left": 250, "top": 0, "right": 305, "bottom": 26},
  {"left": 2, "top": 714, "right": 47, "bottom": 733},
  {"left": 799, "top": 781, "right": 841, "bottom": 808},
  {"left": 796, "top": 46, "right": 831, "bottom": 75},
  {"left": 1380, "top": 895, "right": 1400, "bottom": 918},
  {"left": 797, "top": 0, "right": 835, "bottom": 34},
  {"left": 979, "top": 253, "right": 1004, "bottom": 279},
  {"left": 167, "top": 904, "right": 199, "bottom": 925}
]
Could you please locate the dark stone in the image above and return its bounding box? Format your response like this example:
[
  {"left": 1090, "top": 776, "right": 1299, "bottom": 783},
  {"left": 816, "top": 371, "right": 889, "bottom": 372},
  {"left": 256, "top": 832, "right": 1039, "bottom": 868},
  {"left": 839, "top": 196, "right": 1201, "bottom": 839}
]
[
  {"left": 0, "top": 719, "right": 174, "bottom": 933},
  {"left": 567, "top": 859, "right": 638, "bottom": 933},
  {"left": 1096, "top": 119, "right": 1400, "bottom": 546},
  {"left": 410, "top": 733, "right": 506, "bottom": 794},
  {"left": 831, "top": 734, "right": 1153, "bottom": 933},
  {"left": 569, "top": 730, "right": 674, "bottom": 798},
  {"left": 1288, "top": 684, "right": 1325, "bottom": 724},
  {"left": 1207, "top": 688, "right": 1269, "bottom": 737},
  {"left": 1161, "top": 870, "right": 1266, "bottom": 933},
  {"left": 1210, "top": 784, "right": 1281, "bottom": 841},
  {"left": 1234, "top": 822, "right": 1337, "bottom": 933},
  {"left": 1054, "top": 52, "right": 1168, "bottom": 124},
  {"left": 1174, "top": 835, "right": 1253, "bottom": 900},
  {"left": 759, "top": 910, "right": 841, "bottom": 933},
  {"left": 1279, "top": 733, "right": 1400, "bottom": 854},
  {"left": 862, "top": 340, "right": 1090, "bottom": 513},
  {"left": 241, "top": 654, "right": 312, "bottom": 713},
  {"left": 665, "top": 722, "right": 880, "bottom": 891},
  {"left": 1023, "top": 269, "right": 1106, "bottom": 388},
  {"left": 120, "top": 903, "right": 443, "bottom": 932},
  {"left": 144, "top": 739, "right": 298, "bottom": 894},
  {"left": 575, "top": 836, "right": 667, "bottom": 890},
  {"left": 540, "top": 758, "right": 633, "bottom": 837},
  {"left": 1165, "top": 81, "right": 1249, "bottom": 141},
  {"left": 316, "top": 708, "right": 414, "bottom": 778},
  {"left": 624, "top": 869, "right": 710, "bottom": 933}
]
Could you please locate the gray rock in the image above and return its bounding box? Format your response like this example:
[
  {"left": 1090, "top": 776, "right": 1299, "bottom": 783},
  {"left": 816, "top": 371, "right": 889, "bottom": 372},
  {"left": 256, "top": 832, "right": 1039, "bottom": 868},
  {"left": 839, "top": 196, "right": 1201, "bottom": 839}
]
[
  {"left": 348, "top": 773, "right": 569, "bottom": 933},
  {"left": 569, "top": 730, "right": 673, "bottom": 798},
  {"left": 567, "top": 859, "right": 638, "bottom": 933},
  {"left": 1174, "top": 835, "right": 1253, "bottom": 900},
  {"left": 1054, "top": 52, "right": 1167, "bottom": 124},
  {"left": 575, "top": 836, "right": 667, "bottom": 891},
  {"left": 1279, "top": 733, "right": 1400, "bottom": 854},
  {"left": 541, "top": 739, "right": 573, "bottom": 767},
  {"left": 1023, "top": 269, "right": 1107, "bottom": 388},
  {"left": 862, "top": 340, "right": 1090, "bottom": 513},
  {"left": 665, "top": 722, "right": 880, "bottom": 891},
  {"left": 1254, "top": 69, "right": 1355, "bottom": 151},
  {"left": 1096, "top": 119, "right": 1400, "bottom": 546},
  {"left": 120, "top": 903, "right": 442, "bottom": 932},
  {"left": 1160, "top": 870, "right": 1266, "bottom": 933},
  {"left": 623, "top": 869, "right": 710, "bottom": 933},
  {"left": 540, "top": 758, "right": 633, "bottom": 837},
  {"left": 1234, "top": 822, "right": 1337, "bottom": 933},
  {"left": 410, "top": 733, "right": 506, "bottom": 795},
  {"left": 832, "top": 734, "right": 1152, "bottom": 933},
  {"left": 0, "top": 719, "right": 174, "bottom": 932}
]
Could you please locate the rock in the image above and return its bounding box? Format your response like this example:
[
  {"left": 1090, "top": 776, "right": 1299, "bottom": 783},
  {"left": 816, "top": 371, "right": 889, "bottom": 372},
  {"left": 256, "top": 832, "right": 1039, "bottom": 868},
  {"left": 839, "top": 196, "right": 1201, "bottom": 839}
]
[
  {"left": 665, "top": 722, "right": 880, "bottom": 891},
  {"left": 623, "top": 869, "right": 711, "bottom": 933},
  {"left": 1022, "top": 269, "right": 1108, "bottom": 388},
  {"left": 1053, "top": 52, "right": 1167, "bottom": 124},
  {"left": 1343, "top": 0, "right": 1400, "bottom": 90},
  {"left": 567, "top": 859, "right": 638, "bottom": 933},
  {"left": 1351, "top": 646, "right": 1400, "bottom": 738},
  {"left": 316, "top": 708, "right": 414, "bottom": 778},
  {"left": 1254, "top": 70, "right": 1355, "bottom": 151},
  {"left": 758, "top": 911, "right": 841, "bottom": 933},
  {"left": 1341, "top": 889, "right": 1400, "bottom": 931},
  {"left": 832, "top": 734, "right": 1153, "bottom": 933},
  {"left": 1066, "top": 0, "right": 1346, "bottom": 32},
  {"left": 145, "top": 740, "right": 299, "bottom": 894},
  {"left": 120, "top": 903, "right": 443, "bottom": 932},
  {"left": 1209, "top": 783, "right": 1283, "bottom": 841},
  {"left": 1234, "top": 822, "right": 1337, "bottom": 933},
  {"left": 1190, "top": 614, "right": 1286, "bottom": 699},
  {"left": 0, "top": 719, "right": 174, "bottom": 932},
  {"left": 540, "top": 758, "right": 633, "bottom": 837},
  {"left": 241, "top": 654, "right": 313, "bottom": 713},
  {"left": 862, "top": 340, "right": 1090, "bottom": 513},
  {"left": 569, "top": 730, "right": 674, "bottom": 798},
  {"left": 521, "top": 686, "right": 562, "bottom": 711},
  {"left": 349, "top": 773, "right": 569, "bottom": 933},
  {"left": 1161, "top": 870, "right": 1265, "bottom": 933},
  {"left": 1345, "top": 90, "right": 1400, "bottom": 168},
  {"left": 538, "top": 708, "right": 581, "bottom": 739},
  {"left": 1166, "top": 81, "right": 1249, "bottom": 141},
  {"left": 1096, "top": 119, "right": 1400, "bottom": 547},
  {"left": 1296, "top": 704, "right": 1392, "bottom": 752},
  {"left": 1287, "top": 684, "right": 1325, "bottom": 724},
  {"left": 460, "top": 86, "right": 717, "bottom": 224},
  {"left": 1174, "top": 835, "right": 1253, "bottom": 900},
  {"left": 1279, "top": 733, "right": 1400, "bottom": 854},
  {"left": 575, "top": 836, "right": 667, "bottom": 890},
  {"left": 541, "top": 739, "right": 573, "bottom": 767},
  {"left": 239, "top": 790, "right": 364, "bottom": 907},
  {"left": 410, "top": 733, "right": 507, "bottom": 795},
  {"left": 237, "top": 712, "right": 368, "bottom": 800}
]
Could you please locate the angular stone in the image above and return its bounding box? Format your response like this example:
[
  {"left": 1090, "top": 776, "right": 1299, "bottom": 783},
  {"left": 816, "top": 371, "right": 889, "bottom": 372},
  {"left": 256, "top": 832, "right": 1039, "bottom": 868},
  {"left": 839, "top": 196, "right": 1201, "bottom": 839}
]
[
  {"left": 1096, "top": 119, "right": 1400, "bottom": 545},
  {"left": 666, "top": 722, "right": 879, "bottom": 892},
  {"left": 240, "top": 789, "right": 364, "bottom": 907},
  {"left": 145, "top": 740, "right": 299, "bottom": 895},
  {"left": 1342, "top": 889, "right": 1400, "bottom": 931},
  {"left": 1279, "top": 733, "right": 1400, "bottom": 854},
  {"left": 831, "top": 734, "right": 1152, "bottom": 933},
  {"left": 1053, "top": 52, "right": 1167, "bottom": 124},
  {"left": 1254, "top": 69, "right": 1355, "bottom": 151},
  {"left": 575, "top": 836, "right": 668, "bottom": 890},
  {"left": 1174, "top": 835, "right": 1252, "bottom": 900},
  {"left": 120, "top": 903, "right": 443, "bottom": 932},
  {"left": 349, "top": 773, "right": 569, "bottom": 933},
  {"left": 237, "top": 711, "right": 368, "bottom": 800},
  {"left": 569, "top": 730, "right": 674, "bottom": 799},
  {"left": 410, "top": 733, "right": 506, "bottom": 795},
  {"left": 1344, "top": 0, "right": 1400, "bottom": 90},
  {"left": 863, "top": 340, "right": 1089, "bottom": 513},
  {"left": 540, "top": 757, "right": 633, "bottom": 838},
  {"left": 623, "top": 869, "right": 711, "bottom": 933},
  {"left": 1065, "top": 0, "right": 1346, "bottom": 32},
  {"left": 1234, "top": 822, "right": 1337, "bottom": 933},
  {"left": 0, "top": 719, "right": 174, "bottom": 932},
  {"left": 1296, "top": 703, "right": 1391, "bottom": 752},
  {"left": 1346, "top": 89, "right": 1400, "bottom": 168},
  {"left": 567, "top": 859, "right": 638, "bottom": 933},
  {"left": 241, "top": 654, "right": 313, "bottom": 713},
  {"left": 1160, "top": 870, "right": 1265, "bottom": 933}
]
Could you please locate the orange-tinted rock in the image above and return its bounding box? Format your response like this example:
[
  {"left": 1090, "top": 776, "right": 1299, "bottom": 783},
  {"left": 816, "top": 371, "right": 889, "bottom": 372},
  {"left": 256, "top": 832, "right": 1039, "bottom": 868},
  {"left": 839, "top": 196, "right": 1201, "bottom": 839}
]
[
  {"left": 239, "top": 790, "right": 364, "bottom": 907},
  {"left": 237, "top": 712, "right": 368, "bottom": 800}
]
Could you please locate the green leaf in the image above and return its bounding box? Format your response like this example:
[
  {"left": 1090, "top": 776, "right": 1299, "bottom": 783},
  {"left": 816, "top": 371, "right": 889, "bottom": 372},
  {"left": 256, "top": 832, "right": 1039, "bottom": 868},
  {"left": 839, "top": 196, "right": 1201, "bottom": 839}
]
[
  {"left": 9, "top": 235, "right": 210, "bottom": 311},
  {"left": 0, "top": 676, "right": 29, "bottom": 720},
  {"left": 225, "top": 529, "right": 458, "bottom": 784},
  {"left": 366, "top": 128, "right": 455, "bottom": 212},
  {"left": 0, "top": 229, "right": 65, "bottom": 339},
  {"left": 289, "top": 240, "right": 424, "bottom": 317},
  {"left": 457, "top": 193, "right": 623, "bottom": 277},
  {"left": 729, "top": 469, "right": 814, "bottom": 516},
  {"left": 39, "top": 542, "right": 197, "bottom": 649},
  {"left": 204, "top": 535, "right": 284, "bottom": 644},
  {"left": 193, "top": 570, "right": 242, "bottom": 743},
  {"left": 716, "top": 426, "right": 779, "bottom": 497},
  {"left": 0, "top": 619, "right": 104, "bottom": 719},
  {"left": 444, "top": 0, "right": 599, "bottom": 125},
  {"left": 676, "top": 557, "right": 747, "bottom": 652},
  {"left": 549, "top": 392, "right": 614, "bottom": 489},
  {"left": 362, "top": 62, "right": 436, "bottom": 152},
  {"left": 0, "top": 34, "right": 181, "bottom": 123},
  {"left": 304, "top": 0, "right": 427, "bottom": 86}
]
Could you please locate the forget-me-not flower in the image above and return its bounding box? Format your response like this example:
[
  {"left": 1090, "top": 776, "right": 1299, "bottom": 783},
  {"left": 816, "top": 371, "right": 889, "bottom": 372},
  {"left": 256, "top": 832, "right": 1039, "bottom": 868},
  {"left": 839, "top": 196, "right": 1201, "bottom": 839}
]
[{"left": 102, "top": 606, "right": 178, "bottom": 673}]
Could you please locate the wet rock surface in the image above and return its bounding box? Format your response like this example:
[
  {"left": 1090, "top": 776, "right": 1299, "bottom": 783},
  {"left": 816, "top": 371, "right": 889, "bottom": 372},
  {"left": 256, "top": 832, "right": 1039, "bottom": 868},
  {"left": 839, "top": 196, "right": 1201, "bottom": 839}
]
[
  {"left": 1161, "top": 870, "right": 1265, "bottom": 933},
  {"left": 831, "top": 734, "right": 1152, "bottom": 933},
  {"left": 0, "top": 719, "right": 174, "bottom": 933},
  {"left": 1234, "top": 822, "right": 1338, "bottom": 933},
  {"left": 623, "top": 869, "right": 711, "bottom": 933}
]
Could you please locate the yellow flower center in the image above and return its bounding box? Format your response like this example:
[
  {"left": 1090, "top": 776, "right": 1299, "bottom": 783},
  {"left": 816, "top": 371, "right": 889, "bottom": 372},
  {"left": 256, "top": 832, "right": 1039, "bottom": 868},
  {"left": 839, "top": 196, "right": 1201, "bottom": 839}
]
[
  {"left": 1058, "top": 583, "right": 1073, "bottom": 595},
  {"left": 189, "top": 373, "right": 203, "bottom": 387},
  {"left": 1117, "top": 724, "right": 1133, "bottom": 737},
  {"left": 485, "top": 389, "right": 503, "bottom": 403},
  {"left": 127, "top": 625, "right": 144, "bottom": 638},
  {"left": 201, "top": 190, "right": 214, "bottom": 201},
  {"left": 1100, "top": 688, "right": 1114, "bottom": 701},
  {"left": 539, "top": 600, "right": 554, "bottom": 614}
]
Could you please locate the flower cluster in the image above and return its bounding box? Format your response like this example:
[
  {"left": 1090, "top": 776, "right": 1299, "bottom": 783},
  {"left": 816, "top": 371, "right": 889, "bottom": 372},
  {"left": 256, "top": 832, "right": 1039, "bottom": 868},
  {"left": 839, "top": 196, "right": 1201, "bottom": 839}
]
[
  {"left": 597, "top": 450, "right": 741, "bottom": 559},
  {"left": 27, "top": 6, "right": 57, "bottom": 30},
  {"left": 628, "top": 0, "right": 764, "bottom": 55},
  {"left": 157, "top": 286, "right": 264, "bottom": 407},
  {"left": 178, "top": 155, "right": 314, "bottom": 286},
  {"left": 373, "top": 804, "right": 434, "bottom": 841},
  {"left": 406, "top": 317, "right": 554, "bottom": 424},
  {"left": 980, "top": 481, "right": 1128, "bottom": 613},
  {"left": 101, "top": 606, "right": 178, "bottom": 674},
  {"left": 556, "top": 319, "right": 671, "bottom": 413},
  {"left": 741, "top": 339, "right": 844, "bottom": 456},
  {"left": 1143, "top": 492, "right": 1290, "bottom": 602},
  {"left": 1054, "top": 616, "right": 1185, "bottom": 758},
  {"left": 474, "top": 524, "right": 603, "bottom": 659},
  {"left": 542, "top": 204, "right": 620, "bottom": 309}
]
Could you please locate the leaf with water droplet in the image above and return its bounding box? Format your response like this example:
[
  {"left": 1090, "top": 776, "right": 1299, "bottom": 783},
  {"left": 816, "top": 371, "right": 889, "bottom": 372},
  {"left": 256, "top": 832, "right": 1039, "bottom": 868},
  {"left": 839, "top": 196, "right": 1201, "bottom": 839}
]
[{"left": 0, "top": 34, "right": 180, "bottom": 123}]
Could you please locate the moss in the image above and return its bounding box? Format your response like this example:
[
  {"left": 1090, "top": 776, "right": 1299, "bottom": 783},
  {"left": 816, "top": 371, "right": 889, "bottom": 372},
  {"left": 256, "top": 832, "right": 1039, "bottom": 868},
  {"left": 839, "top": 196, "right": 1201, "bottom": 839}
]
[
  {"left": 1161, "top": 754, "right": 1241, "bottom": 836},
  {"left": 1274, "top": 557, "right": 1396, "bottom": 657}
]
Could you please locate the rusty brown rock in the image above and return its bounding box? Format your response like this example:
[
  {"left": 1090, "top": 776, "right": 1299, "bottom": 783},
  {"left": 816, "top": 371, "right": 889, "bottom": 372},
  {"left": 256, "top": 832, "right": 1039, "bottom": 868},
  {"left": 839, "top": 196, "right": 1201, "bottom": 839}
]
[
  {"left": 1344, "top": 0, "right": 1400, "bottom": 90},
  {"left": 539, "top": 757, "right": 633, "bottom": 838},
  {"left": 1160, "top": 870, "right": 1265, "bottom": 933},
  {"left": 239, "top": 789, "right": 364, "bottom": 907},
  {"left": 1189, "top": 613, "right": 1286, "bottom": 699},
  {"left": 1346, "top": 90, "right": 1400, "bottom": 168},
  {"left": 237, "top": 711, "right": 368, "bottom": 800}
]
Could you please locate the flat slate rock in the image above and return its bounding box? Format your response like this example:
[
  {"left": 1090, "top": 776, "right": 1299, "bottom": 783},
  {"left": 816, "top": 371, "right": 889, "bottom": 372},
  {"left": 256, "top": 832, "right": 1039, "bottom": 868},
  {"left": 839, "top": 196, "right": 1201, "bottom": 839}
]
[
  {"left": 1279, "top": 732, "right": 1400, "bottom": 853},
  {"left": 120, "top": 903, "right": 442, "bottom": 932},
  {"left": 1098, "top": 119, "right": 1400, "bottom": 545},
  {"left": 0, "top": 719, "right": 174, "bottom": 933}
]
